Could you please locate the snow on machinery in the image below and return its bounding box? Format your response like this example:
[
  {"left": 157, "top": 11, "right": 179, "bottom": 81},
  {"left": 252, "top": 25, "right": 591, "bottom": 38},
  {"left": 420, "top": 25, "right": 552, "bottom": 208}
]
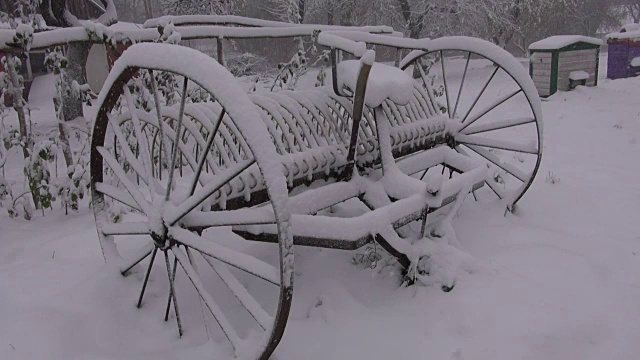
[{"left": 1, "top": 16, "right": 542, "bottom": 359}]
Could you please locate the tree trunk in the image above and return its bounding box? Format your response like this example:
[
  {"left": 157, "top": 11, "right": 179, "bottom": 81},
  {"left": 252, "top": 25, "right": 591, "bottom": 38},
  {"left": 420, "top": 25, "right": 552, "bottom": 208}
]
[
  {"left": 143, "top": 0, "right": 153, "bottom": 19},
  {"left": 5, "top": 55, "right": 29, "bottom": 161},
  {"left": 327, "top": 2, "right": 334, "bottom": 25},
  {"left": 53, "top": 96, "right": 74, "bottom": 169},
  {"left": 5, "top": 54, "right": 40, "bottom": 209},
  {"left": 61, "top": 42, "right": 91, "bottom": 122}
]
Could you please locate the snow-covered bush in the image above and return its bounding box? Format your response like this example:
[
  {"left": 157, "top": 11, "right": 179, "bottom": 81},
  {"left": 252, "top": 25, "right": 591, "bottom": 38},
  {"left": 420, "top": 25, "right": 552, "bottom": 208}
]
[
  {"left": 270, "top": 31, "right": 330, "bottom": 91},
  {"left": 226, "top": 53, "right": 268, "bottom": 77}
]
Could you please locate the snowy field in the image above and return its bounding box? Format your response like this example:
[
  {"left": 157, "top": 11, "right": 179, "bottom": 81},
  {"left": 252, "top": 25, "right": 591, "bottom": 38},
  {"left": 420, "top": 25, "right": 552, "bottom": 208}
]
[{"left": 2, "top": 52, "right": 640, "bottom": 360}]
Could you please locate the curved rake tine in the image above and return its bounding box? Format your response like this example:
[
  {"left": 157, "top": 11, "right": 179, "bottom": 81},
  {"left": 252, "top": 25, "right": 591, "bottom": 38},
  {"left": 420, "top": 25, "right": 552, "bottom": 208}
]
[
  {"left": 173, "top": 246, "right": 242, "bottom": 352},
  {"left": 440, "top": 51, "right": 451, "bottom": 117},
  {"left": 164, "top": 249, "right": 183, "bottom": 337},
  {"left": 461, "top": 66, "right": 500, "bottom": 123},
  {"left": 454, "top": 146, "right": 481, "bottom": 202},
  {"left": 459, "top": 89, "right": 523, "bottom": 132},
  {"left": 189, "top": 109, "right": 226, "bottom": 197},
  {"left": 137, "top": 247, "right": 158, "bottom": 308},
  {"left": 419, "top": 167, "right": 429, "bottom": 181},
  {"left": 417, "top": 63, "right": 440, "bottom": 115},
  {"left": 165, "top": 77, "right": 189, "bottom": 201},
  {"left": 452, "top": 52, "right": 471, "bottom": 119}
]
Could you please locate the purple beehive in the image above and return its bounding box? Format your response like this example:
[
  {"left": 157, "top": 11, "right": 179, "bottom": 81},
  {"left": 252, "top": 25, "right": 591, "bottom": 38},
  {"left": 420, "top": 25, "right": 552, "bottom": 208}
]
[
  {"left": 628, "top": 41, "right": 640, "bottom": 76},
  {"left": 607, "top": 40, "right": 629, "bottom": 79},
  {"left": 607, "top": 25, "right": 640, "bottom": 79}
]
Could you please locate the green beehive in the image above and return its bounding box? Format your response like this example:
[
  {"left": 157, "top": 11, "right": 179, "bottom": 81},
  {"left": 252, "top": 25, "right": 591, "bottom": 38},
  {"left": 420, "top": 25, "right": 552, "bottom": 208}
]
[{"left": 529, "top": 35, "right": 602, "bottom": 97}]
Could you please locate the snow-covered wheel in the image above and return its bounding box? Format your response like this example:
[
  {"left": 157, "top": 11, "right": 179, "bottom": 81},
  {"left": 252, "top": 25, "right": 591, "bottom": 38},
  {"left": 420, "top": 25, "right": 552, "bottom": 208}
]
[
  {"left": 401, "top": 37, "right": 543, "bottom": 207},
  {"left": 90, "top": 44, "right": 293, "bottom": 359}
]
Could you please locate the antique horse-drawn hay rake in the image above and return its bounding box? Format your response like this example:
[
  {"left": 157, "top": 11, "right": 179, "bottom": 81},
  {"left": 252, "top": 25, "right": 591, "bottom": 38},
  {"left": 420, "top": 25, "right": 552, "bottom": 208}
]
[{"left": 3, "top": 15, "right": 542, "bottom": 359}]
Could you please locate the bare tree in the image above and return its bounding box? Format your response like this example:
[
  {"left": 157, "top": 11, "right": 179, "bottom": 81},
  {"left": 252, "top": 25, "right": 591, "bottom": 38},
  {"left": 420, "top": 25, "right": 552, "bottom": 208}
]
[
  {"left": 266, "top": 0, "right": 306, "bottom": 23},
  {"left": 160, "top": 0, "right": 240, "bottom": 15},
  {"left": 566, "top": 0, "right": 622, "bottom": 36},
  {"left": 626, "top": 0, "right": 640, "bottom": 23}
]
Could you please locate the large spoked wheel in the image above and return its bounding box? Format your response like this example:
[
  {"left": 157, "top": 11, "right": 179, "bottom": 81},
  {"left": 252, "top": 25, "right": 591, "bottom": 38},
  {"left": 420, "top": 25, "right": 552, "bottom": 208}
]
[
  {"left": 90, "top": 44, "right": 293, "bottom": 359},
  {"left": 401, "top": 37, "right": 543, "bottom": 208}
]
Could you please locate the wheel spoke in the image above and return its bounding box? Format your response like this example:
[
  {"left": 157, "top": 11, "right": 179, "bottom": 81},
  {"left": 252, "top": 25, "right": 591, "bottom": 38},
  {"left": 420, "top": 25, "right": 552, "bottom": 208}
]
[
  {"left": 119, "top": 241, "right": 154, "bottom": 275},
  {"left": 461, "top": 116, "right": 535, "bottom": 135},
  {"left": 189, "top": 109, "right": 226, "bottom": 197},
  {"left": 123, "top": 86, "right": 158, "bottom": 195},
  {"left": 164, "top": 252, "right": 178, "bottom": 321},
  {"left": 201, "top": 254, "right": 273, "bottom": 330},
  {"left": 417, "top": 63, "right": 440, "bottom": 115},
  {"left": 167, "top": 159, "right": 255, "bottom": 226},
  {"left": 456, "top": 134, "right": 538, "bottom": 154},
  {"left": 463, "top": 144, "right": 529, "bottom": 182},
  {"left": 164, "top": 250, "right": 183, "bottom": 337},
  {"left": 95, "top": 182, "right": 142, "bottom": 212},
  {"left": 452, "top": 52, "right": 471, "bottom": 119},
  {"left": 455, "top": 145, "right": 505, "bottom": 200},
  {"left": 101, "top": 222, "right": 149, "bottom": 236},
  {"left": 169, "top": 227, "right": 280, "bottom": 286},
  {"left": 137, "top": 247, "right": 158, "bottom": 308},
  {"left": 180, "top": 208, "right": 276, "bottom": 229},
  {"left": 173, "top": 247, "right": 243, "bottom": 351},
  {"left": 458, "top": 89, "right": 522, "bottom": 132},
  {"left": 149, "top": 70, "right": 173, "bottom": 172},
  {"left": 461, "top": 66, "right": 500, "bottom": 123},
  {"left": 108, "top": 115, "right": 149, "bottom": 187},
  {"left": 185, "top": 246, "right": 212, "bottom": 340},
  {"left": 97, "top": 147, "right": 152, "bottom": 214},
  {"left": 440, "top": 51, "right": 451, "bottom": 117},
  {"left": 165, "top": 77, "right": 190, "bottom": 202}
]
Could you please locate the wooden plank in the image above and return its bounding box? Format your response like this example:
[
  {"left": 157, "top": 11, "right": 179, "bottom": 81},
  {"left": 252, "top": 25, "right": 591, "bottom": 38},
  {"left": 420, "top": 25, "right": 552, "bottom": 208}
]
[
  {"left": 559, "top": 49, "right": 597, "bottom": 59},
  {"left": 558, "top": 70, "right": 596, "bottom": 79},
  {"left": 558, "top": 78, "right": 569, "bottom": 90},
  {"left": 558, "top": 56, "right": 597, "bottom": 64},
  {"left": 535, "top": 84, "right": 551, "bottom": 91},
  {"left": 532, "top": 69, "right": 552, "bottom": 76},
  {"left": 531, "top": 52, "right": 553, "bottom": 60},
  {"left": 558, "top": 56, "right": 597, "bottom": 65},
  {"left": 532, "top": 57, "right": 554, "bottom": 64},
  {"left": 558, "top": 62, "right": 597, "bottom": 72},
  {"left": 537, "top": 88, "right": 550, "bottom": 97},
  {"left": 558, "top": 58, "right": 597, "bottom": 67},
  {"left": 532, "top": 74, "right": 550, "bottom": 82}
]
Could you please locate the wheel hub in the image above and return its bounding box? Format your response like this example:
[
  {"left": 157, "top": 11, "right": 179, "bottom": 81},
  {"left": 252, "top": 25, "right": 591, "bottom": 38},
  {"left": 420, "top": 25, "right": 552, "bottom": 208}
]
[{"left": 149, "top": 215, "right": 171, "bottom": 250}]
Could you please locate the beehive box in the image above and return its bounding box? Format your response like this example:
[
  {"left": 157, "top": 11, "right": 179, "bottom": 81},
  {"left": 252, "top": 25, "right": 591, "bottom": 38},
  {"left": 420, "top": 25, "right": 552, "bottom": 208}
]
[
  {"left": 606, "top": 25, "right": 640, "bottom": 79},
  {"left": 529, "top": 36, "right": 602, "bottom": 97}
]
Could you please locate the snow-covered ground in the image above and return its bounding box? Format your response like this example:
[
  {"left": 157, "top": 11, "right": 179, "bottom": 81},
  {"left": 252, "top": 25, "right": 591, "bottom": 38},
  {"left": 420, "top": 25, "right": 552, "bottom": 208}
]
[{"left": 2, "top": 52, "right": 640, "bottom": 359}]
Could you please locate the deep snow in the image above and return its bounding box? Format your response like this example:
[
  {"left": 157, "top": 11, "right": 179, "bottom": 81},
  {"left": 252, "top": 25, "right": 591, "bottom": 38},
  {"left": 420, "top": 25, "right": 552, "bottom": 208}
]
[{"left": 2, "top": 52, "right": 640, "bottom": 360}]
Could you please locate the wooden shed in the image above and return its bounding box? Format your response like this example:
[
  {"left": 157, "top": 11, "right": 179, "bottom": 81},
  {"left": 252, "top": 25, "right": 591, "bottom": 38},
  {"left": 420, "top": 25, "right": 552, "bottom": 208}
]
[
  {"left": 529, "top": 36, "right": 602, "bottom": 97},
  {"left": 606, "top": 25, "right": 640, "bottom": 80}
]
